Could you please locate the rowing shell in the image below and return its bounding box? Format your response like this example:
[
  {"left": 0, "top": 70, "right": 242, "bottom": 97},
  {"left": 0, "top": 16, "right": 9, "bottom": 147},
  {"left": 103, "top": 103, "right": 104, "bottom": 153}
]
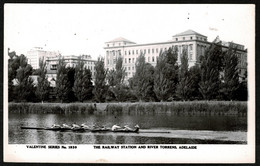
[{"left": 20, "top": 126, "right": 170, "bottom": 134}]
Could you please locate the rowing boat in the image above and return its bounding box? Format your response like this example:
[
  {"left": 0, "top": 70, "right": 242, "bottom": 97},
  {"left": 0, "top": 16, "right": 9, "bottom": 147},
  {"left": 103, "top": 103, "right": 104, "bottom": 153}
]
[{"left": 20, "top": 126, "right": 170, "bottom": 133}]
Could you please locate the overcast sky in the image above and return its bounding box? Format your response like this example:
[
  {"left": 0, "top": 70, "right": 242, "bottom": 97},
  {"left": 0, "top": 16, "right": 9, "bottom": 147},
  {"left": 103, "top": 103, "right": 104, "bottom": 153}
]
[{"left": 5, "top": 4, "right": 254, "bottom": 60}]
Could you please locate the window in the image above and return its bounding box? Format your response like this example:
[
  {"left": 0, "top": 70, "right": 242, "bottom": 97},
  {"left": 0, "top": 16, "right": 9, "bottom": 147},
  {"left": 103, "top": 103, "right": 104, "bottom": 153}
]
[
  {"left": 107, "top": 44, "right": 109, "bottom": 47},
  {"left": 125, "top": 58, "right": 127, "bottom": 63},
  {"left": 132, "top": 58, "right": 134, "bottom": 63},
  {"left": 129, "top": 50, "right": 131, "bottom": 55},
  {"left": 119, "top": 43, "right": 121, "bottom": 46},
  {"left": 190, "top": 37, "right": 193, "bottom": 40},
  {"left": 148, "top": 57, "right": 150, "bottom": 62},
  {"left": 125, "top": 51, "right": 127, "bottom": 55},
  {"left": 176, "top": 38, "right": 178, "bottom": 41},
  {"left": 128, "top": 67, "right": 131, "bottom": 70},
  {"left": 113, "top": 59, "right": 116, "bottom": 64},
  {"left": 189, "top": 44, "right": 193, "bottom": 51},
  {"left": 183, "top": 37, "right": 185, "bottom": 40},
  {"left": 189, "top": 53, "right": 192, "bottom": 60},
  {"left": 51, "top": 64, "right": 57, "bottom": 70},
  {"left": 129, "top": 58, "right": 131, "bottom": 63},
  {"left": 107, "top": 60, "right": 109, "bottom": 64},
  {"left": 132, "top": 50, "right": 134, "bottom": 55},
  {"left": 132, "top": 66, "right": 134, "bottom": 70},
  {"left": 148, "top": 49, "right": 150, "bottom": 54},
  {"left": 144, "top": 49, "right": 146, "bottom": 54},
  {"left": 152, "top": 56, "right": 154, "bottom": 62},
  {"left": 156, "top": 48, "right": 158, "bottom": 53},
  {"left": 113, "top": 43, "right": 115, "bottom": 46},
  {"left": 152, "top": 49, "right": 154, "bottom": 54},
  {"left": 136, "top": 50, "right": 138, "bottom": 54}
]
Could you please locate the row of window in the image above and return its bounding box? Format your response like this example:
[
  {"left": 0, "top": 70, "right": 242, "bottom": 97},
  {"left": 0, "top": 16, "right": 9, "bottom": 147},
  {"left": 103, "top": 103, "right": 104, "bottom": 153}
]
[
  {"left": 124, "top": 66, "right": 135, "bottom": 71},
  {"left": 125, "top": 72, "right": 135, "bottom": 77},
  {"left": 106, "top": 44, "right": 194, "bottom": 58},
  {"left": 175, "top": 36, "right": 206, "bottom": 41}
]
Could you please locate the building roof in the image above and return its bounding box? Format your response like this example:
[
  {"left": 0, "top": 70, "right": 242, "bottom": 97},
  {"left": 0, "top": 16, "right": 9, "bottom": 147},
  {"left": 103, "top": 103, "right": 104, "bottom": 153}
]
[
  {"left": 106, "top": 37, "right": 136, "bottom": 44},
  {"left": 173, "top": 29, "right": 206, "bottom": 37}
]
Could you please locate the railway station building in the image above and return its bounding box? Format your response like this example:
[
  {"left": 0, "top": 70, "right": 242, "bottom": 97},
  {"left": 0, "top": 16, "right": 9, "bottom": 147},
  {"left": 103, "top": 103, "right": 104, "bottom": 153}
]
[{"left": 104, "top": 30, "right": 247, "bottom": 81}]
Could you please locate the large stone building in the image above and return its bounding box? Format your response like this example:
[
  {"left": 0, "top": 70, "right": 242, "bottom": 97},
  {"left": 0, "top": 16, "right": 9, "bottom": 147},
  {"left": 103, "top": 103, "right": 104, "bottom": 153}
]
[{"left": 104, "top": 30, "right": 247, "bottom": 80}]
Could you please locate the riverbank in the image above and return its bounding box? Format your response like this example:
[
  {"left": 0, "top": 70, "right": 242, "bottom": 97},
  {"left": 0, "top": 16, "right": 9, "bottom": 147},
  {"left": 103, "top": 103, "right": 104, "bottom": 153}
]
[{"left": 9, "top": 101, "right": 247, "bottom": 116}]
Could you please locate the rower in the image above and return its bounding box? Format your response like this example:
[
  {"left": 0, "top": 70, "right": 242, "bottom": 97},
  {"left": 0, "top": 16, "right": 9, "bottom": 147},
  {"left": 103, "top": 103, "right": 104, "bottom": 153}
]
[
  {"left": 111, "top": 124, "right": 122, "bottom": 131},
  {"left": 72, "top": 122, "right": 80, "bottom": 129},
  {"left": 51, "top": 124, "right": 61, "bottom": 128},
  {"left": 123, "top": 125, "right": 133, "bottom": 131},
  {"left": 134, "top": 124, "right": 140, "bottom": 132},
  {"left": 62, "top": 123, "right": 71, "bottom": 128},
  {"left": 81, "top": 123, "right": 90, "bottom": 129}
]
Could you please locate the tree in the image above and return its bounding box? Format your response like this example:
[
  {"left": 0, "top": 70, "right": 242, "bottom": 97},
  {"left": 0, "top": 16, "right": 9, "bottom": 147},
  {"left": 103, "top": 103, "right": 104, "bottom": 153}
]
[
  {"left": 176, "top": 49, "right": 192, "bottom": 100},
  {"left": 8, "top": 49, "right": 19, "bottom": 101},
  {"left": 106, "top": 69, "right": 116, "bottom": 87},
  {"left": 109, "top": 56, "right": 128, "bottom": 102},
  {"left": 93, "top": 57, "right": 108, "bottom": 102},
  {"left": 55, "top": 58, "right": 70, "bottom": 103},
  {"left": 132, "top": 53, "right": 156, "bottom": 101},
  {"left": 66, "top": 67, "right": 76, "bottom": 102},
  {"left": 188, "top": 65, "right": 201, "bottom": 100},
  {"left": 154, "top": 47, "right": 179, "bottom": 101},
  {"left": 73, "top": 59, "right": 94, "bottom": 102},
  {"left": 35, "top": 58, "right": 50, "bottom": 103},
  {"left": 237, "top": 69, "right": 247, "bottom": 101},
  {"left": 14, "top": 54, "right": 35, "bottom": 102},
  {"left": 199, "top": 43, "right": 223, "bottom": 100},
  {"left": 220, "top": 44, "right": 240, "bottom": 100}
]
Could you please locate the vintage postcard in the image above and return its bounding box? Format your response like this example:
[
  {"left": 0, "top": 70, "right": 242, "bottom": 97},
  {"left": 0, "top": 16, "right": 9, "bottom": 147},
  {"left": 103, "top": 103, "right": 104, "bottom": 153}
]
[{"left": 4, "top": 4, "right": 255, "bottom": 163}]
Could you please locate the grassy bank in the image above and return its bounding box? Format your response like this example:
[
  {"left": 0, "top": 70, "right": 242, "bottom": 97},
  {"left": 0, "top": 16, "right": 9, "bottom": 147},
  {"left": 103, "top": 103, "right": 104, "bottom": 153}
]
[
  {"left": 8, "top": 103, "right": 96, "bottom": 114},
  {"left": 9, "top": 101, "right": 247, "bottom": 116}
]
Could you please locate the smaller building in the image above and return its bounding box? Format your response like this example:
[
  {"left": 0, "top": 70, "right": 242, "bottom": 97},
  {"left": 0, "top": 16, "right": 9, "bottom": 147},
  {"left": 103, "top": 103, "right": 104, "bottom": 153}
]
[
  {"left": 26, "top": 47, "right": 61, "bottom": 69},
  {"left": 45, "top": 55, "right": 97, "bottom": 87}
]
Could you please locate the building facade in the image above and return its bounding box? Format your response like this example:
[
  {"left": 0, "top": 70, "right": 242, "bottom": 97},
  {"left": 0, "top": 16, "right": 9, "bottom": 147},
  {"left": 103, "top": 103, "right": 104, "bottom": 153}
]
[
  {"left": 26, "top": 47, "right": 61, "bottom": 69},
  {"left": 45, "top": 55, "right": 97, "bottom": 87},
  {"left": 104, "top": 30, "right": 247, "bottom": 80}
]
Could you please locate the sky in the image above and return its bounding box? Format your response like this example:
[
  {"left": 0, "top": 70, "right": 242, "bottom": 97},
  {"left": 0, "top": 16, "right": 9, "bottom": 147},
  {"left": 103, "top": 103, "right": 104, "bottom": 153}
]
[{"left": 5, "top": 4, "right": 254, "bottom": 60}]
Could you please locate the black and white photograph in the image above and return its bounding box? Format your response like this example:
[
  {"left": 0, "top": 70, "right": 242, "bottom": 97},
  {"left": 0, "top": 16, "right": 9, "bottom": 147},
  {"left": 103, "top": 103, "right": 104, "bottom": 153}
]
[{"left": 4, "top": 4, "right": 255, "bottom": 163}]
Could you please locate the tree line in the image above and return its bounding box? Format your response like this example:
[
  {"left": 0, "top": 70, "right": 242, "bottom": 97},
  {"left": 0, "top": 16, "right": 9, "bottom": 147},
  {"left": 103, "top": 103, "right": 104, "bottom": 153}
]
[{"left": 8, "top": 42, "right": 247, "bottom": 103}]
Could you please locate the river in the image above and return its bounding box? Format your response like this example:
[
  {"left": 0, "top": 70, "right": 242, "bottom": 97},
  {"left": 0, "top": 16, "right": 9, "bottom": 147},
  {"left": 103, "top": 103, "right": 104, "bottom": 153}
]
[{"left": 8, "top": 113, "right": 247, "bottom": 144}]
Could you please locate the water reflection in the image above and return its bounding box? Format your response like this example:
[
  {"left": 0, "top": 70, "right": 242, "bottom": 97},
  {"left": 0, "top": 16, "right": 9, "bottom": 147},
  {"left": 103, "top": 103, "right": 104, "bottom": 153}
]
[{"left": 9, "top": 113, "right": 247, "bottom": 144}]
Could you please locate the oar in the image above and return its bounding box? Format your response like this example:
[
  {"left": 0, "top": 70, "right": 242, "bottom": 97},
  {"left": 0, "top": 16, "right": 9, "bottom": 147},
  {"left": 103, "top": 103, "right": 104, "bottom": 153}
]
[
  {"left": 139, "top": 131, "right": 171, "bottom": 133},
  {"left": 21, "top": 126, "right": 45, "bottom": 130}
]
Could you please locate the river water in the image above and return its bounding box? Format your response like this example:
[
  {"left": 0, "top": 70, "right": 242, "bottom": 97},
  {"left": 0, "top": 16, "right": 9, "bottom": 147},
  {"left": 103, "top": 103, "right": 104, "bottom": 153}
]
[{"left": 8, "top": 113, "right": 247, "bottom": 144}]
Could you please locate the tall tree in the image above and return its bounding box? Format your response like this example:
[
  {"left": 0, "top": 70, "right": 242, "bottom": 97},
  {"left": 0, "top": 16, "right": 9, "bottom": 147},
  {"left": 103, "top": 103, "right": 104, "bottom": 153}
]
[
  {"left": 93, "top": 57, "right": 108, "bottom": 102},
  {"left": 110, "top": 56, "right": 128, "bottom": 101},
  {"left": 55, "top": 58, "right": 70, "bottom": 103},
  {"left": 8, "top": 49, "right": 19, "bottom": 101},
  {"left": 220, "top": 44, "right": 240, "bottom": 100},
  {"left": 132, "top": 53, "right": 155, "bottom": 101},
  {"left": 66, "top": 67, "right": 76, "bottom": 102},
  {"left": 154, "top": 47, "right": 179, "bottom": 101},
  {"left": 73, "top": 59, "right": 93, "bottom": 102},
  {"left": 176, "top": 49, "right": 192, "bottom": 100},
  {"left": 188, "top": 65, "right": 202, "bottom": 100},
  {"left": 35, "top": 58, "right": 50, "bottom": 103},
  {"left": 199, "top": 43, "right": 223, "bottom": 100},
  {"left": 14, "top": 54, "right": 35, "bottom": 102}
]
